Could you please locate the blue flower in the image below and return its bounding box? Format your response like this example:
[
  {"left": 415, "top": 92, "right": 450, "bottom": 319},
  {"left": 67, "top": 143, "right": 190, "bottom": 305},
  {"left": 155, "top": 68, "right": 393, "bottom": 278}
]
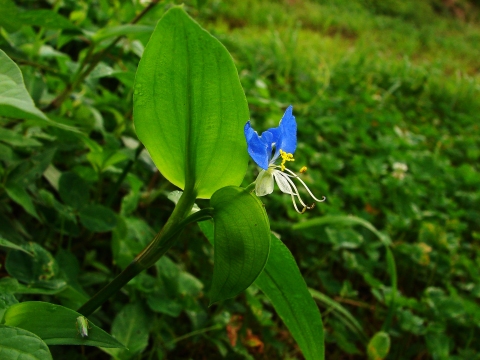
[{"left": 245, "top": 106, "right": 326, "bottom": 213}]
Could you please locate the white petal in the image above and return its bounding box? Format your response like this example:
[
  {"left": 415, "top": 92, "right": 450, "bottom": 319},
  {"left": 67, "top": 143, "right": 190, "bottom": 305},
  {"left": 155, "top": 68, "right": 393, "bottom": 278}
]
[
  {"left": 255, "top": 169, "right": 275, "bottom": 196},
  {"left": 273, "top": 170, "right": 293, "bottom": 194}
]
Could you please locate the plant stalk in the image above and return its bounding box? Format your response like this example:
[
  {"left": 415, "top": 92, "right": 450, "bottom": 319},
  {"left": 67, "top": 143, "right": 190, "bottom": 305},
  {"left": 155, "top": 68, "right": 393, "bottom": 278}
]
[{"left": 77, "top": 189, "right": 197, "bottom": 316}]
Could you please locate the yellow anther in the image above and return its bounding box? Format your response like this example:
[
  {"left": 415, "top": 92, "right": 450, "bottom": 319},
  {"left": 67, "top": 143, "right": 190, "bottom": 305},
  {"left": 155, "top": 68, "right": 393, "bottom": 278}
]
[
  {"left": 279, "top": 149, "right": 294, "bottom": 171},
  {"left": 300, "top": 166, "right": 307, "bottom": 173}
]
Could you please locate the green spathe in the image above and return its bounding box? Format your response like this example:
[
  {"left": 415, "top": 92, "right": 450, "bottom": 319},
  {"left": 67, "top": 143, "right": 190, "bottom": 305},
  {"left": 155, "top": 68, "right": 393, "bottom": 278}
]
[
  {"left": 134, "top": 7, "right": 249, "bottom": 199},
  {"left": 209, "top": 186, "right": 271, "bottom": 304}
]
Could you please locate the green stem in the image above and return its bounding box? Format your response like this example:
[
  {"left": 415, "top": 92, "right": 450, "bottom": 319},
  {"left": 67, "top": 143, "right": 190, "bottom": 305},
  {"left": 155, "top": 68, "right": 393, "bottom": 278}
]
[
  {"left": 77, "top": 189, "right": 199, "bottom": 316},
  {"left": 245, "top": 182, "right": 256, "bottom": 193},
  {"left": 105, "top": 146, "right": 143, "bottom": 207}
]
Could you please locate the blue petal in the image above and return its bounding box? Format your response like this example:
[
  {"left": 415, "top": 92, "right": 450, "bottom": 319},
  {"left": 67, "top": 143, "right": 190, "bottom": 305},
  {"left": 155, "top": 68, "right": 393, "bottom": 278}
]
[
  {"left": 244, "top": 121, "right": 270, "bottom": 170},
  {"left": 272, "top": 105, "right": 297, "bottom": 160}
]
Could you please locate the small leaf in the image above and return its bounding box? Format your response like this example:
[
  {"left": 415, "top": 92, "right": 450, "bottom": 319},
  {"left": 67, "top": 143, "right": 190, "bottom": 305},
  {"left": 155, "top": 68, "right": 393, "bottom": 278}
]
[
  {"left": 367, "top": 331, "right": 391, "bottom": 360},
  {"left": 0, "top": 49, "right": 48, "bottom": 121},
  {"left": 4, "top": 183, "right": 40, "bottom": 220},
  {"left": 0, "top": 128, "right": 42, "bottom": 147},
  {"left": 58, "top": 172, "right": 89, "bottom": 209},
  {"left": 3, "top": 302, "right": 125, "bottom": 348},
  {"left": 112, "top": 217, "right": 154, "bottom": 269},
  {"left": 79, "top": 205, "right": 117, "bottom": 232},
  {"left": 5, "top": 242, "right": 65, "bottom": 291},
  {"left": 101, "top": 303, "right": 149, "bottom": 358},
  {"left": 0, "top": 325, "right": 52, "bottom": 360},
  {"left": 134, "top": 7, "right": 249, "bottom": 199},
  {"left": 208, "top": 186, "right": 270, "bottom": 304}
]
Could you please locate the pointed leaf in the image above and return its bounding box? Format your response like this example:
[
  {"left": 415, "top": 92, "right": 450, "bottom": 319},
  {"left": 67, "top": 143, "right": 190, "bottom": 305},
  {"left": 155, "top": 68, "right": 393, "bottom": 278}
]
[
  {"left": 3, "top": 302, "right": 126, "bottom": 348},
  {"left": 4, "top": 183, "right": 40, "bottom": 220},
  {"left": 133, "top": 7, "right": 249, "bottom": 199},
  {"left": 0, "top": 50, "right": 48, "bottom": 121},
  {"left": 0, "top": 237, "right": 32, "bottom": 255},
  {"left": 199, "top": 221, "right": 324, "bottom": 359},
  {"left": 255, "top": 234, "right": 325, "bottom": 360},
  {"left": 0, "top": 325, "right": 52, "bottom": 360},
  {"left": 209, "top": 186, "right": 270, "bottom": 304}
]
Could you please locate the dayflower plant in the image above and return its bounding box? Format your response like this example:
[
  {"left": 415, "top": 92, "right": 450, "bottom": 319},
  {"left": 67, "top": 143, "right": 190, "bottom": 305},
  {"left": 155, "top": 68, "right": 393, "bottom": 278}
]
[{"left": 245, "top": 106, "right": 326, "bottom": 213}]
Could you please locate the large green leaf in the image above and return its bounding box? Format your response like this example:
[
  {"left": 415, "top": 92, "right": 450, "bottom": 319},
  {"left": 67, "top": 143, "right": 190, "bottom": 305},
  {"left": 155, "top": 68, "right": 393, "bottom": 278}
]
[
  {"left": 3, "top": 302, "right": 125, "bottom": 348},
  {"left": 0, "top": 50, "right": 48, "bottom": 122},
  {"left": 133, "top": 7, "right": 249, "bottom": 199},
  {"left": 208, "top": 186, "right": 270, "bottom": 304},
  {"left": 0, "top": 325, "right": 52, "bottom": 360},
  {"left": 199, "top": 221, "right": 324, "bottom": 359}
]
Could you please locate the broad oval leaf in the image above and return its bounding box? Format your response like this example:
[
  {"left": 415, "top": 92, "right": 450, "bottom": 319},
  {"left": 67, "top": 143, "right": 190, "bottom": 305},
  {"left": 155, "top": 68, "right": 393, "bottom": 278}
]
[
  {"left": 0, "top": 50, "right": 48, "bottom": 122},
  {"left": 3, "top": 302, "right": 125, "bottom": 348},
  {"left": 0, "top": 325, "right": 52, "bottom": 360},
  {"left": 133, "top": 7, "right": 249, "bottom": 199},
  {"left": 209, "top": 186, "right": 270, "bottom": 304}
]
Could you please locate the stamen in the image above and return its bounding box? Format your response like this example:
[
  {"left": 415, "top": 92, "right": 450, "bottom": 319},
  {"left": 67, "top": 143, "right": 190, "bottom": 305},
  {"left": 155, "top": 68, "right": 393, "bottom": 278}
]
[
  {"left": 279, "top": 149, "right": 295, "bottom": 171},
  {"left": 282, "top": 167, "right": 326, "bottom": 202},
  {"left": 274, "top": 170, "right": 305, "bottom": 213},
  {"left": 290, "top": 192, "right": 307, "bottom": 214},
  {"left": 280, "top": 172, "right": 310, "bottom": 208}
]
